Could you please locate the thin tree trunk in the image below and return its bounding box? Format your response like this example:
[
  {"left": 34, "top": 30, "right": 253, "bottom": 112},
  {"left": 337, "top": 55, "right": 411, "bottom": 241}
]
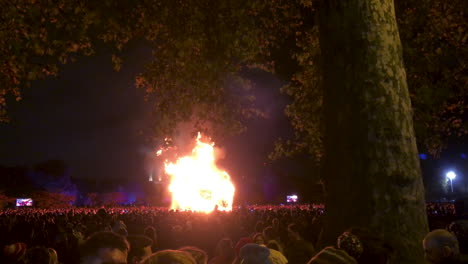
[{"left": 317, "top": 0, "right": 429, "bottom": 263}]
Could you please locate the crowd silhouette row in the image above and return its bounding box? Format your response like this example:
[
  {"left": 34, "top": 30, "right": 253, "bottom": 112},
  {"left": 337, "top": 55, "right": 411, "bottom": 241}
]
[{"left": 0, "top": 203, "right": 466, "bottom": 264}]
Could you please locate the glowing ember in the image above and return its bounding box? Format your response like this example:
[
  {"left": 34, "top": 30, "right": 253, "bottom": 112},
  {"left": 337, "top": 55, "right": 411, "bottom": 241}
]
[{"left": 164, "top": 133, "right": 235, "bottom": 213}]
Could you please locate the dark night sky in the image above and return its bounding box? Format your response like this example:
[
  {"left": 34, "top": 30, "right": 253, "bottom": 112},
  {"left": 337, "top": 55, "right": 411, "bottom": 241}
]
[
  {"left": 0, "top": 43, "right": 300, "bottom": 195},
  {"left": 0, "top": 42, "right": 465, "bottom": 200},
  {"left": 0, "top": 44, "right": 153, "bottom": 180}
]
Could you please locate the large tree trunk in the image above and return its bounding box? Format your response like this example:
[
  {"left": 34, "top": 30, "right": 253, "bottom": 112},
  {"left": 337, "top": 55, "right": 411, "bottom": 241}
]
[{"left": 317, "top": 1, "right": 429, "bottom": 263}]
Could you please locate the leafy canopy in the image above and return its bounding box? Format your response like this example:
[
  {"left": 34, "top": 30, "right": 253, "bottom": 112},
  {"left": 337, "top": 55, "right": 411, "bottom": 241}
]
[{"left": 1, "top": 0, "right": 466, "bottom": 156}]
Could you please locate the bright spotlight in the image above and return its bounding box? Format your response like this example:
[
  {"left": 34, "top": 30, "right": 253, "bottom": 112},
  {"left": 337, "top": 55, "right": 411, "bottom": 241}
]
[
  {"left": 446, "top": 171, "right": 457, "bottom": 180},
  {"left": 446, "top": 171, "right": 457, "bottom": 192}
]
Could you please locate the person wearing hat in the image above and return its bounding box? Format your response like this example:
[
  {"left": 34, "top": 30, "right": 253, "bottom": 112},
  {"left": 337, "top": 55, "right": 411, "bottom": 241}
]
[
  {"left": 233, "top": 237, "right": 254, "bottom": 264},
  {"left": 239, "top": 243, "right": 272, "bottom": 264},
  {"left": 337, "top": 227, "right": 392, "bottom": 264},
  {"left": 267, "top": 247, "right": 288, "bottom": 264}
]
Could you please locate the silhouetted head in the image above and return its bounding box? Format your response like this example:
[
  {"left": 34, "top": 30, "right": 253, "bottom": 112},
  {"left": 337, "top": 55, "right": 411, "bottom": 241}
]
[
  {"left": 80, "top": 231, "right": 129, "bottom": 264},
  {"left": 423, "top": 229, "right": 460, "bottom": 264}
]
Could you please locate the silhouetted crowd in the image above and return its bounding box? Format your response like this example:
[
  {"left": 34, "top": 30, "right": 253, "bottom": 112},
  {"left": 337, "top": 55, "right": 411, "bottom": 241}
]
[{"left": 0, "top": 203, "right": 467, "bottom": 264}]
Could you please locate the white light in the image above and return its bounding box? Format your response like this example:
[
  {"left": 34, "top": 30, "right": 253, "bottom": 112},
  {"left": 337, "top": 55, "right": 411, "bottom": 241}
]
[
  {"left": 446, "top": 171, "right": 457, "bottom": 180},
  {"left": 446, "top": 171, "right": 457, "bottom": 193}
]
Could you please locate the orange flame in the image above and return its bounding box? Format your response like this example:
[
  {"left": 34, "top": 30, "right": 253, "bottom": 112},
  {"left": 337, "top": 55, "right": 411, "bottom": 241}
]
[{"left": 164, "top": 133, "right": 235, "bottom": 213}]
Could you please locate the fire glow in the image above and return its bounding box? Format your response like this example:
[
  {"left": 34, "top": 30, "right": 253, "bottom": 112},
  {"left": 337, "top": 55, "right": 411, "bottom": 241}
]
[{"left": 163, "top": 133, "right": 235, "bottom": 213}]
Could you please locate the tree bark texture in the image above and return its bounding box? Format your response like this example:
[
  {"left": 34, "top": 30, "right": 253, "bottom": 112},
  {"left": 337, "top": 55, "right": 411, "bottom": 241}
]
[{"left": 318, "top": 1, "right": 429, "bottom": 263}]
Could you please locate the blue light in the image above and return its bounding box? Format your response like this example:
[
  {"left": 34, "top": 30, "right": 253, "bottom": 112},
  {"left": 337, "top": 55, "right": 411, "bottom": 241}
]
[
  {"left": 461, "top": 153, "right": 467, "bottom": 159},
  {"left": 419, "top": 153, "right": 427, "bottom": 160}
]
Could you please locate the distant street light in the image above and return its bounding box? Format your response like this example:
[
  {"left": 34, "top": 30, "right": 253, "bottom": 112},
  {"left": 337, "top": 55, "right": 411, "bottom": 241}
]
[{"left": 446, "top": 171, "right": 457, "bottom": 192}]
